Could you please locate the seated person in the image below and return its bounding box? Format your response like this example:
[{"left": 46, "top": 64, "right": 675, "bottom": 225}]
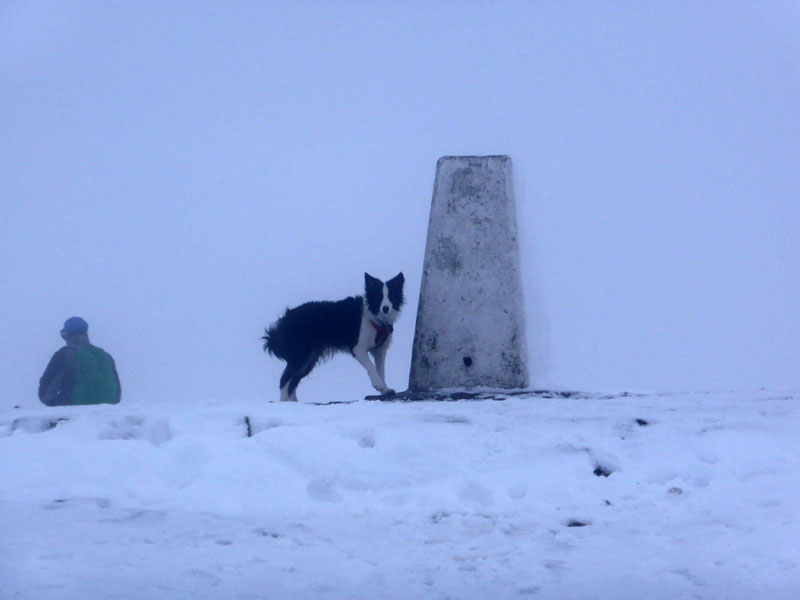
[{"left": 39, "top": 317, "right": 121, "bottom": 406}]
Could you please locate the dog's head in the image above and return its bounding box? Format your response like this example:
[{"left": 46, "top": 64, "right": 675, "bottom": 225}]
[{"left": 365, "top": 272, "right": 404, "bottom": 324}]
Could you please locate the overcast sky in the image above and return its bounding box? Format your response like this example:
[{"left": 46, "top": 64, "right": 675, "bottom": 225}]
[{"left": 1, "top": 1, "right": 798, "bottom": 407}]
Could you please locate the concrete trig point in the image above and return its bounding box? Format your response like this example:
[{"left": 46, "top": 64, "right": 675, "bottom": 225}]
[{"left": 408, "top": 155, "right": 529, "bottom": 395}]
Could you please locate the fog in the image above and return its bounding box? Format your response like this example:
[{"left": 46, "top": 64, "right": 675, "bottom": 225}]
[{"left": 2, "top": 2, "right": 798, "bottom": 407}]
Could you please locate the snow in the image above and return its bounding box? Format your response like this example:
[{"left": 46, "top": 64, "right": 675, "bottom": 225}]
[{"left": 3, "top": 390, "right": 799, "bottom": 599}]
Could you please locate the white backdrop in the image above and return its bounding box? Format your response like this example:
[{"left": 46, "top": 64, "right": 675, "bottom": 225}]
[{"left": 2, "top": 1, "right": 798, "bottom": 407}]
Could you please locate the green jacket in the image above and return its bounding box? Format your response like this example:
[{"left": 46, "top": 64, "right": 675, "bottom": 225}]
[{"left": 39, "top": 334, "right": 121, "bottom": 406}]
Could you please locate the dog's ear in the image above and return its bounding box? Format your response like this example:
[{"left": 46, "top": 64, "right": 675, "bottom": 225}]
[
  {"left": 364, "top": 273, "right": 384, "bottom": 291},
  {"left": 386, "top": 272, "right": 405, "bottom": 309},
  {"left": 388, "top": 272, "right": 405, "bottom": 287}
]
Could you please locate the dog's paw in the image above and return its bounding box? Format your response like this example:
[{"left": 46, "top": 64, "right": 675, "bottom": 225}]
[{"left": 372, "top": 381, "right": 390, "bottom": 394}]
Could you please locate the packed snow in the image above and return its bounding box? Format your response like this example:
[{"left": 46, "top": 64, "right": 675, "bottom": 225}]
[{"left": 2, "top": 390, "right": 798, "bottom": 599}]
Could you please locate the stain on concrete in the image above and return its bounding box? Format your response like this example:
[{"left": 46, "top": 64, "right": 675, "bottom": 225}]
[{"left": 431, "top": 236, "right": 463, "bottom": 276}]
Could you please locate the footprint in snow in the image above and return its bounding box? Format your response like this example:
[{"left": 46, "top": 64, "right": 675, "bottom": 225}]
[
  {"left": 43, "top": 497, "right": 111, "bottom": 510},
  {"left": 459, "top": 482, "right": 493, "bottom": 506},
  {"left": 417, "top": 413, "right": 472, "bottom": 424},
  {"left": 508, "top": 482, "right": 528, "bottom": 499},
  {"left": 183, "top": 569, "right": 222, "bottom": 586},
  {"left": 99, "top": 416, "right": 172, "bottom": 446},
  {"left": 5, "top": 417, "right": 68, "bottom": 436},
  {"left": 254, "top": 528, "right": 282, "bottom": 539},
  {"left": 518, "top": 585, "right": 541, "bottom": 595},
  {"left": 430, "top": 510, "right": 450, "bottom": 523},
  {"left": 338, "top": 426, "right": 376, "bottom": 448},
  {"left": 307, "top": 477, "right": 339, "bottom": 502},
  {"left": 357, "top": 433, "right": 375, "bottom": 447}
]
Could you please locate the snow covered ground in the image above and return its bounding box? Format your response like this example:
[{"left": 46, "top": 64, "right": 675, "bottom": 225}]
[{"left": 2, "top": 390, "right": 798, "bottom": 599}]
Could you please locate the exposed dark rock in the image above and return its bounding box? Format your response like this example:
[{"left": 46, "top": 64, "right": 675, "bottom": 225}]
[
  {"left": 566, "top": 519, "right": 590, "bottom": 527},
  {"left": 594, "top": 465, "right": 614, "bottom": 478}
]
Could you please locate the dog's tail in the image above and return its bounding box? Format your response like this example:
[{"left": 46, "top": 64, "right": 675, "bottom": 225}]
[
  {"left": 262, "top": 326, "right": 276, "bottom": 354},
  {"left": 262, "top": 322, "right": 285, "bottom": 359}
]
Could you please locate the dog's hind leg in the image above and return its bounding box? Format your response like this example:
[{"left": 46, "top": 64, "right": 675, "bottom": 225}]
[
  {"left": 279, "top": 362, "right": 301, "bottom": 402},
  {"left": 287, "top": 350, "right": 320, "bottom": 402}
]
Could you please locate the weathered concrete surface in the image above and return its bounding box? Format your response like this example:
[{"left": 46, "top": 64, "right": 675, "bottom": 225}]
[{"left": 408, "top": 156, "right": 528, "bottom": 392}]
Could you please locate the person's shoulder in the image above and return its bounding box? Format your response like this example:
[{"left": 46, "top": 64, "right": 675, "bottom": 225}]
[
  {"left": 90, "top": 345, "right": 116, "bottom": 361},
  {"left": 42, "top": 346, "right": 76, "bottom": 373},
  {"left": 52, "top": 346, "right": 76, "bottom": 359}
]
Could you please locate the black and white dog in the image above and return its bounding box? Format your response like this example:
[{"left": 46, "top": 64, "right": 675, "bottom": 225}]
[{"left": 263, "top": 273, "right": 404, "bottom": 402}]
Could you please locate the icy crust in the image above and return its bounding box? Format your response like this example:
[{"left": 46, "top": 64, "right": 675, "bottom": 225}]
[
  {"left": 366, "top": 387, "right": 574, "bottom": 401},
  {"left": 365, "top": 387, "right": 664, "bottom": 401},
  {"left": 2, "top": 390, "right": 800, "bottom": 599}
]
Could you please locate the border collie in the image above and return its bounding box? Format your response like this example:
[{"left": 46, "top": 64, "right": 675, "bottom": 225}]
[{"left": 263, "top": 273, "right": 404, "bottom": 402}]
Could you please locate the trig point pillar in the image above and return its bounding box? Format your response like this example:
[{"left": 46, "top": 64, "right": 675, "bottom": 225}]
[{"left": 409, "top": 155, "right": 528, "bottom": 392}]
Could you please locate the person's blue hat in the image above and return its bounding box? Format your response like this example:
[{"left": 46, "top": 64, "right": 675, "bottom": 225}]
[{"left": 62, "top": 316, "right": 88, "bottom": 335}]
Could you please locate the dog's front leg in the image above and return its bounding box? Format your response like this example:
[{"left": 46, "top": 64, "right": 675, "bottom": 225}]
[
  {"left": 371, "top": 346, "right": 388, "bottom": 384},
  {"left": 372, "top": 345, "right": 396, "bottom": 395},
  {"left": 353, "top": 349, "right": 393, "bottom": 395}
]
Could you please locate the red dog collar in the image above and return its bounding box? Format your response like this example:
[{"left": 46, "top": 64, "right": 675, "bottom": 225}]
[{"left": 370, "top": 320, "right": 393, "bottom": 348}]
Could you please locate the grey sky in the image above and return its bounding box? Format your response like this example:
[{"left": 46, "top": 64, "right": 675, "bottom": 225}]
[{"left": 1, "top": 1, "right": 798, "bottom": 406}]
